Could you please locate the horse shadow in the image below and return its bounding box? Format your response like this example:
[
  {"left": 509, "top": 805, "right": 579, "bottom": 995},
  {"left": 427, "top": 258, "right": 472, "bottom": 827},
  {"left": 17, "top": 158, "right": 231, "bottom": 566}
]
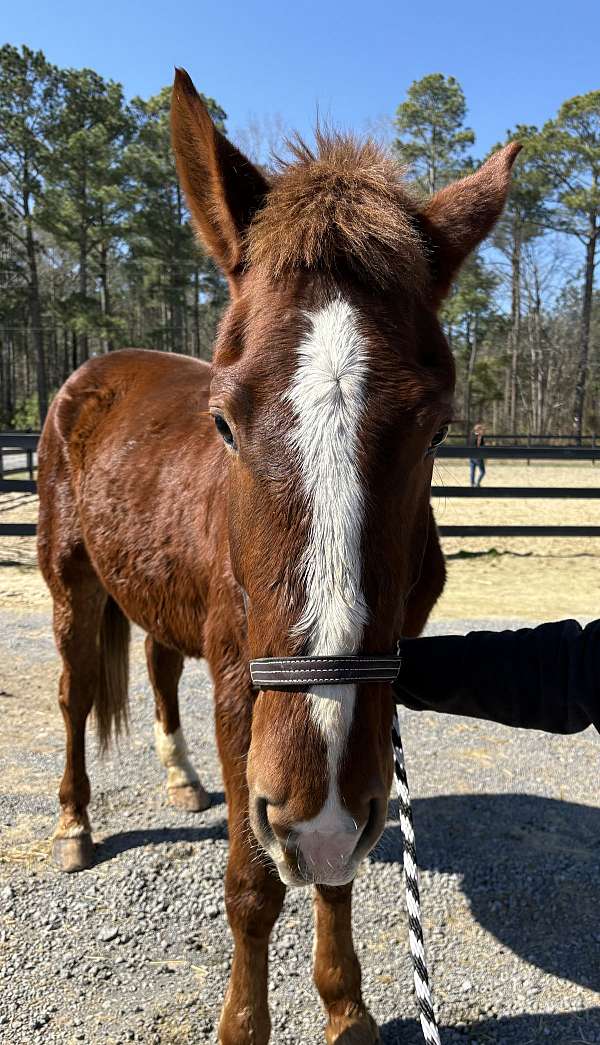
[
  {"left": 95, "top": 789, "right": 227, "bottom": 862},
  {"left": 379, "top": 1009, "right": 600, "bottom": 1044},
  {"left": 372, "top": 792, "right": 600, "bottom": 993}
]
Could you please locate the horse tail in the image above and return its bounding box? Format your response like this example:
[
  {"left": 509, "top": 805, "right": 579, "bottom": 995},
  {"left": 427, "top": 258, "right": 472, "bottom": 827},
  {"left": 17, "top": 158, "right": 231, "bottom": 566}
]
[{"left": 95, "top": 596, "right": 131, "bottom": 753}]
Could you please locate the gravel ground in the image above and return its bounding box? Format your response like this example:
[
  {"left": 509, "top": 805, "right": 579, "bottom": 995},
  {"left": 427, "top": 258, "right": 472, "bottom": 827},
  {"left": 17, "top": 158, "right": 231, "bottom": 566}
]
[{"left": 1, "top": 610, "right": 599, "bottom": 1045}]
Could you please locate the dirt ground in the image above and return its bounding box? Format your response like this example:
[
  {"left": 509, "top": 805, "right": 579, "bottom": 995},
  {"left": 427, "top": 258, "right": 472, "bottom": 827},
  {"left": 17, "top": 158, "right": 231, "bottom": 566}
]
[{"left": 2, "top": 462, "right": 599, "bottom": 620}]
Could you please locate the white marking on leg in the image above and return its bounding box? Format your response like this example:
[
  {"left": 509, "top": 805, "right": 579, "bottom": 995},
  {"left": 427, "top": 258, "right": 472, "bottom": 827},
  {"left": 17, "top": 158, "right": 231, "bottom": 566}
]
[
  {"left": 286, "top": 296, "right": 369, "bottom": 830},
  {"left": 54, "top": 822, "right": 90, "bottom": 839},
  {"left": 153, "top": 722, "right": 199, "bottom": 790}
]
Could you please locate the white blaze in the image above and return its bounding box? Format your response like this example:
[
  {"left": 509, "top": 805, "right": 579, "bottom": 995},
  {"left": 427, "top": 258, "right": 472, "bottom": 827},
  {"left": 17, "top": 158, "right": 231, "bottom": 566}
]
[{"left": 286, "top": 297, "right": 369, "bottom": 830}]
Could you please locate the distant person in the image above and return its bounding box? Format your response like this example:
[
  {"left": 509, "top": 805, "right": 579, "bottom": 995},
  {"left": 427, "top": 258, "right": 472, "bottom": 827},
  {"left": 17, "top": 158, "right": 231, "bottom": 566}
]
[{"left": 468, "top": 422, "right": 486, "bottom": 487}]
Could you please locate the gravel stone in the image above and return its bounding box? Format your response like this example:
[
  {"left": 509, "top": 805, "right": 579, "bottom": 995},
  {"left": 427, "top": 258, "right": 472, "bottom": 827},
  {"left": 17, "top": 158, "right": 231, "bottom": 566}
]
[{"left": 97, "top": 926, "right": 119, "bottom": 943}]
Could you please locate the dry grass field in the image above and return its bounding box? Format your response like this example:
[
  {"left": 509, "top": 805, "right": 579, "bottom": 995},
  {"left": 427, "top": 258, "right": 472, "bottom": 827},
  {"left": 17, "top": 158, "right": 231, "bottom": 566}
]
[
  {"left": 1, "top": 460, "right": 599, "bottom": 620},
  {"left": 431, "top": 459, "right": 600, "bottom": 620}
]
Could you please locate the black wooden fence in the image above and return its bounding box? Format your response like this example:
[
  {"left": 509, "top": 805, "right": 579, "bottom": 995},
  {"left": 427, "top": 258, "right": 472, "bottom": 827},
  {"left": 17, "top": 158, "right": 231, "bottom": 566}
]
[
  {"left": 434, "top": 443, "right": 600, "bottom": 536},
  {"left": 1, "top": 433, "right": 599, "bottom": 540},
  {"left": 0, "top": 433, "right": 39, "bottom": 537}
]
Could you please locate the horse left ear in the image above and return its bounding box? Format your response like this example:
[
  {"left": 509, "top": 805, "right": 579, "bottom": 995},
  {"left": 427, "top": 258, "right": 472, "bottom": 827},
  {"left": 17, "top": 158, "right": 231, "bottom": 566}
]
[
  {"left": 171, "top": 68, "right": 270, "bottom": 289},
  {"left": 419, "top": 142, "right": 522, "bottom": 306}
]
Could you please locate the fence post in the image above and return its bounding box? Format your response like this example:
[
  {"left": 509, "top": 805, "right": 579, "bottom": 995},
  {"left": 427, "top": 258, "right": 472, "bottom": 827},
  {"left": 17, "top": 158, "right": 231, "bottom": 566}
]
[
  {"left": 527, "top": 432, "right": 531, "bottom": 467},
  {"left": 27, "top": 448, "right": 33, "bottom": 480},
  {"left": 0, "top": 448, "right": 3, "bottom": 482},
  {"left": 593, "top": 432, "right": 596, "bottom": 467}
]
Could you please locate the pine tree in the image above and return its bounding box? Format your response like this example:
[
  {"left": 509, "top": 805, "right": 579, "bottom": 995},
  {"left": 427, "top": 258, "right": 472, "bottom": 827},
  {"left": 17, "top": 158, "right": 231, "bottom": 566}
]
[
  {"left": 533, "top": 92, "right": 600, "bottom": 438},
  {"left": 394, "top": 73, "right": 475, "bottom": 193},
  {"left": 39, "top": 67, "right": 132, "bottom": 364},
  {"left": 0, "top": 44, "right": 58, "bottom": 424},
  {"left": 490, "top": 126, "right": 549, "bottom": 429},
  {"left": 124, "top": 86, "right": 228, "bottom": 356}
]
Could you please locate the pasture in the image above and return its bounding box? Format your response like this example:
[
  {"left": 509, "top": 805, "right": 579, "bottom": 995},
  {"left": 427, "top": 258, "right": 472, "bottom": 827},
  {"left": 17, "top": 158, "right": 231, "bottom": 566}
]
[{"left": 1, "top": 461, "right": 599, "bottom": 1043}]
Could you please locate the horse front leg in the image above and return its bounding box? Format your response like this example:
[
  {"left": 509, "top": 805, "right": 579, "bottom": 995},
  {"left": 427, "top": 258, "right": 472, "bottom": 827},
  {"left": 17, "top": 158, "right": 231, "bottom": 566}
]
[
  {"left": 313, "top": 883, "right": 379, "bottom": 1044},
  {"left": 214, "top": 682, "right": 286, "bottom": 1045}
]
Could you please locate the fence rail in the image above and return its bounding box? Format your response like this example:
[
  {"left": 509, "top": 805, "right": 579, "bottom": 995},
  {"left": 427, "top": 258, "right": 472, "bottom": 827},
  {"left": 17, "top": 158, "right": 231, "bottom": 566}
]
[
  {"left": 1, "top": 434, "right": 599, "bottom": 540},
  {"left": 447, "top": 432, "right": 599, "bottom": 446},
  {"left": 0, "top": 434, "right": 39, "bottom": 449},
  {"left": 0, "top": 432, "right": 38, "bottom": 485},
  {"left": 431, "top": 486, "right": 600, "bottom": 499},
  {"left": 438, "top": 525, "right": 600, "bottom": 537},
  {"left": 437, "top": 445, "right": 600, "bottom": 461}
]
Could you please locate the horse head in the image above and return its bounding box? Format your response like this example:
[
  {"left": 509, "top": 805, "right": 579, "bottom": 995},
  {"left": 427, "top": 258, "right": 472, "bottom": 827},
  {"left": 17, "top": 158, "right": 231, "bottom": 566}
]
[{"left": 171, "top": 69, "right": 519, "bottom": 887}]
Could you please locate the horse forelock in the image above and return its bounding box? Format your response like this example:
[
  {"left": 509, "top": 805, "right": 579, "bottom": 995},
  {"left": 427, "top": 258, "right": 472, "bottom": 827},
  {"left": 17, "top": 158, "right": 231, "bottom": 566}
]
[{"left": 245, "top": 132, "right": 429, "bottom": 293}]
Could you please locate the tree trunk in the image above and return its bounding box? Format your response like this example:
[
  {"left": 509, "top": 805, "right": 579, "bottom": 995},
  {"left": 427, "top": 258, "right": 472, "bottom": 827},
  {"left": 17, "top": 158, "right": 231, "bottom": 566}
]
[
  {"left": 509, "top": 227, "right": 522, "bottom": 430},
  {"left": 532, "top": 267, "right": 543, "bottom": 435},
  {"left": 22, "top": 182, "right": 48, "bottom": 426},
  {"left": 99, "top": 239, "right": 114, "bottom": 352},
  {"left": 503, "top": 365, "right": 511, "bottom": 431},
  {"left": 193, "top": 268, "right": 201, "bottom": 357},
  {"left": 79, "top": 234, "right": 89, "bottom": 362},
  {"left": 573, "top": 221, "right": 597, "bottom": 442},
  {"left": 1, "top": 332, "right": 15, "bottom": 424},
  {"left": 62, "top": 328, "right": 70, "bottom": 382},
  {"left": 463, "top": 317, "right": 478, "bottom": 436}
]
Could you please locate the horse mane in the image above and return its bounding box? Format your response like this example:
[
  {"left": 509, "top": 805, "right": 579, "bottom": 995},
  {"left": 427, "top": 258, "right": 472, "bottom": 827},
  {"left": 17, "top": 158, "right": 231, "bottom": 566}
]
[{"left": 245, "top": 131, "right": 429, "bottom": 292}]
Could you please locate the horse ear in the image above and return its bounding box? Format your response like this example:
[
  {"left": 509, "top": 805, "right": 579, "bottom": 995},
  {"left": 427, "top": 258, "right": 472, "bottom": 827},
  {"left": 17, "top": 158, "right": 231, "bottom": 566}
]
[
  {"left": 171, "top": 68, "right": 269, "bottom": 285},
  {"left": 419, "top": 142, "right": 522, "bottom": 305}
]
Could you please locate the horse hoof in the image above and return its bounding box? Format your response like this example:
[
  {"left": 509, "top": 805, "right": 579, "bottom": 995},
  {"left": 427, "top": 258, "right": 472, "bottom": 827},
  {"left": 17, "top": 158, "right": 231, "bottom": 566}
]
[
  {"left": 326, "top": 1010, "right": 379, "bottom": 1044},
  {"left": 168, "top": 782, "right": 211, "bottom": 812},
  {"left": 52, "top": 833, "right": 94, "bottom": 873}
]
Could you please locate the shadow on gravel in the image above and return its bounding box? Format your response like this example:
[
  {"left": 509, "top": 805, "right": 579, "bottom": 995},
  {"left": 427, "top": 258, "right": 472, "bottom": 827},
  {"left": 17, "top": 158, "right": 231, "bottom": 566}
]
[
  {"left": 96, "top": 792, "right": 228, "bottom": 863},
  {"left": 380, "top": 1009, "right": 600, "bottom": 1044},
  {"left": 373, "top": 793, "right": 600, "bottom": 992}
]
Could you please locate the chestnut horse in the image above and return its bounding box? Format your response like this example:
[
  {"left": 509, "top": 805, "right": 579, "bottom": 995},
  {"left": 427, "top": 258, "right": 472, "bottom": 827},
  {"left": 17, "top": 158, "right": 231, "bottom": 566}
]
[{"left": 37, "top": 69, "right": 519, "bottom": 1044}]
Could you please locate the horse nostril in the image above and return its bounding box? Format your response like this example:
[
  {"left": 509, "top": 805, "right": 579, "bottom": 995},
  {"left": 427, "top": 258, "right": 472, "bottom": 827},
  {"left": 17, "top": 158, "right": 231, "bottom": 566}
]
[
  {"left": 252, "top": 794, "right": 275, "bottom": 852},
  {"left": 254, "top": 797, "right": 272, "bottom": 841},
  {"left": 254, "top": 797, "right": 294, "bottom": 851},
  {"left": 356, "top": 797, "right": 386, "bottom": 856}
]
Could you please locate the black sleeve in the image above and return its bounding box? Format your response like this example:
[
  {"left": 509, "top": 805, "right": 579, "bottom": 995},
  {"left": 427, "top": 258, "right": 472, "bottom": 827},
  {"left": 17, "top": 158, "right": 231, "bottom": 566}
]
[{"left": 394, "top": 619, "right": 600, "bottom": 735}]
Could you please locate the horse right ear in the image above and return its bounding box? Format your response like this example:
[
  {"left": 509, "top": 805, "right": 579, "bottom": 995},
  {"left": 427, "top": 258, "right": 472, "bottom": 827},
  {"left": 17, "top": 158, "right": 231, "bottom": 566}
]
[
  {"left": 171, "top": 69, "right": 270, "bottom": 288},
  {"left": 419, "top": 142, "right": 521, "bottom": 307}
]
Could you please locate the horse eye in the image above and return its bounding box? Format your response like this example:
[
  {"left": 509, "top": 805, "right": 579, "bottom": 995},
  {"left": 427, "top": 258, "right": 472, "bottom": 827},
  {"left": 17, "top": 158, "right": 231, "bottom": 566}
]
[
  {"left": 427, "top": 426, "right": 449, "bottom": 456},
  {"left": 213, "top": 413, "right": 237, "bottom": 450}
]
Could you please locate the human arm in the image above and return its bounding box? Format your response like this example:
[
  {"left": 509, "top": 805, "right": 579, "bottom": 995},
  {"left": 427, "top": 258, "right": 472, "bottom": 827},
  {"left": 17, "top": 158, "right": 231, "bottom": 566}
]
[{"left": 394, "top": 619, "right": 600, "bottom": 735}]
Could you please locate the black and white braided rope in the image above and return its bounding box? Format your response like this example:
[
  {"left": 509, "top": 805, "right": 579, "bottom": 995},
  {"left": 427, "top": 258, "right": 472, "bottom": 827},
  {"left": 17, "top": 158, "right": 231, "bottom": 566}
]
[{"left": 392, "top": 710, "right": 442, "bottom": 1045}]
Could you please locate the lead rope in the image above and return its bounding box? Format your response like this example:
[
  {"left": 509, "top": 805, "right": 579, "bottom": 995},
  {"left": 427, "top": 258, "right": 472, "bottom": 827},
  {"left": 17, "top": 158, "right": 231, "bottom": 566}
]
[{"left": 392, "top": 710, "right": 442, "bottom": 1045}]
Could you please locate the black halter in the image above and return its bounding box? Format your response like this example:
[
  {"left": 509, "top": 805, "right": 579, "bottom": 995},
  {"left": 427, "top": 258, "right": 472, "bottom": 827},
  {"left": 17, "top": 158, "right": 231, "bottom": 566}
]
[{"left": 249, "top": 653, "right": 402, "bottom": 690}]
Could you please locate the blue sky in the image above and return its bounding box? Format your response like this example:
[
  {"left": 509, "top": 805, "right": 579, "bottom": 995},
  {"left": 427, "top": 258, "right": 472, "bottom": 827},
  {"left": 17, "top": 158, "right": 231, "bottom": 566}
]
[{"left": 4, "top": 0, "right": 599, "bottom": 156}]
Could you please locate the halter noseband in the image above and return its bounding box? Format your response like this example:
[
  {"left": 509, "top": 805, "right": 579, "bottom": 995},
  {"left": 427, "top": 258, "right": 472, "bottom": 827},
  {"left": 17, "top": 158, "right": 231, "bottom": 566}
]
[{"left": 249, "top": 653, "right": 402, "bottom": 689}]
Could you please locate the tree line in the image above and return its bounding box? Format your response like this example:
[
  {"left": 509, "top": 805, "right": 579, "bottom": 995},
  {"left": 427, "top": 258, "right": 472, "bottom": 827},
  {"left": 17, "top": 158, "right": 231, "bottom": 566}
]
[
  {"left": 0, "top": 44, "right": 227, "bottom": 429},
  {"left": 0, "top": 45, "right": 598, "bottom": 437}
]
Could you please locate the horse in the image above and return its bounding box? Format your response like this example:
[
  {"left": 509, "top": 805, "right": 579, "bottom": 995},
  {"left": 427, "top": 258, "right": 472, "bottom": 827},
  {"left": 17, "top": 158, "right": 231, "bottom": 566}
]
[{"left": 37, "top": 68, "right": 519, "bottom": 1044}]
